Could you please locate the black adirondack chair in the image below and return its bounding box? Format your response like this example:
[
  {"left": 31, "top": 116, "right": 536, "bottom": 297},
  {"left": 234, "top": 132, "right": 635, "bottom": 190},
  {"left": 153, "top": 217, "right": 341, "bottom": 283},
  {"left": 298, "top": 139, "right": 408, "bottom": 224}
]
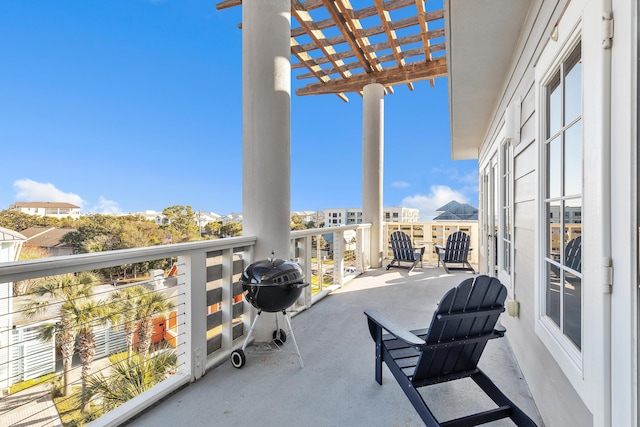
[
  {"left": 387, "top": 231, "right": 424, "bottom": 272},
  {"left": 364, "top": 275, "right": 537, "bottom": 426},
  {"left": 435, "top": 231, "right": 475, "bottom": 274},
  {"left": 565, "top": 236, "right": 581, "bottom": 273}
]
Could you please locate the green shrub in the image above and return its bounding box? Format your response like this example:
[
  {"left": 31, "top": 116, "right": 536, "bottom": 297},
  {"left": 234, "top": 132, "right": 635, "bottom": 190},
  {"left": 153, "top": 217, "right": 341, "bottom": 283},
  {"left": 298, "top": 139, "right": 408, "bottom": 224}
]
[{"left": 8, "top": 373, "right": 56, "bottom": 395}]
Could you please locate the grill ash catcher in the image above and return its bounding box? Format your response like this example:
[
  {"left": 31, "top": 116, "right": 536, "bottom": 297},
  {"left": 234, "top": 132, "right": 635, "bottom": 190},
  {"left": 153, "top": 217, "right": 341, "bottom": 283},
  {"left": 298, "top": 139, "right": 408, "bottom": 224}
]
[{"left": 230, "top": 253, "right": 309, "bottom": 369}]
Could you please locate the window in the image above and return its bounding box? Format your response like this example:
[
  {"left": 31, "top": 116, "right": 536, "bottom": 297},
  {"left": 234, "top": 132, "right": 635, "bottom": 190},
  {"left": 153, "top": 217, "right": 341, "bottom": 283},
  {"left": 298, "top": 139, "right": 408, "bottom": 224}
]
[
  {"left": 500, "top": 141, "right": 513, "bottom": 277},
  {"left": 543, "top": 42, "right": 582, "bottom": 350}
]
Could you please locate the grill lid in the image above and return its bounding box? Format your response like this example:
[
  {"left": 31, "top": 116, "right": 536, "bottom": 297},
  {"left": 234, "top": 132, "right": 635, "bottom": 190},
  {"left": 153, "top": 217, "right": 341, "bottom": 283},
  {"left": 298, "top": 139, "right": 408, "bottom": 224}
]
[{"left": 241, "top": 258, "right": 305, "bottom": 287}]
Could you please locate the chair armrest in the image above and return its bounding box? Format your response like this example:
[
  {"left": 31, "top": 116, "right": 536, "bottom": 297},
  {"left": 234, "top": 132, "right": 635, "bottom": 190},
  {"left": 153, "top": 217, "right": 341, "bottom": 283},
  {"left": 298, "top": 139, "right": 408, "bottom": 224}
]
[{"left": 364, "top": 309, "right": 426, "bottom": 347}]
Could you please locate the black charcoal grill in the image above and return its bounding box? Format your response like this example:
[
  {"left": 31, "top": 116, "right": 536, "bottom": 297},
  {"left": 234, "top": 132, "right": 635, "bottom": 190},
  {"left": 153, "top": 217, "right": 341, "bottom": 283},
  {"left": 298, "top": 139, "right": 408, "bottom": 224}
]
[{"left": 230, "top": 255, "right": 309, "bottom": 369}]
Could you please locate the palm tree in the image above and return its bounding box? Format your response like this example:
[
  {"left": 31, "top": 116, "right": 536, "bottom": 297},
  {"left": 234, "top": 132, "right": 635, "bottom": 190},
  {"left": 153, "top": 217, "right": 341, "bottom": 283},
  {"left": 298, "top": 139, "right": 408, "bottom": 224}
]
[
  {"left": 136, "top": 288, "right": 175, "bottom": 359},
  {"left": 23, "top": 272, "right": 99, "bottom": 397},
  {"left": 87, "top": 349, "right": 177, "bottom": 411},
  {"left": 108, "top": 286, "right": 145, "bottom": 361},
  {"left": 71, "top": 298, "right": 108, "bottom": 412}
]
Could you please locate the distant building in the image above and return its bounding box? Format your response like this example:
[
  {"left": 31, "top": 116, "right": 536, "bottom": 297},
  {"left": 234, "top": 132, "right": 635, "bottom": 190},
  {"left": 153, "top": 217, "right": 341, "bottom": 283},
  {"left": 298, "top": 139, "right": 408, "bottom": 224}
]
[
  {"left": 324, "top": 206, "right": 419, "bottom": 227},
  {"left": 135, "top": 210, "right": 169, "bottom": 225},
  {"left": 195, "top": 212, "right": 221, "bottom": 229},
  {"left": 384, "top": 206, "right": 420, "bottom": 223},
  {"left": 9, "top": 202, "right": 81, "bottom": 219},
  {"left": 220, "top": 212, "right": 243, "bottom": 224},
  {"left": 20, "top": 227, "right": 76, "bottom": 256},
  {"left": 292, "top": 210, "right": 324, "bottom": 225},
  {"left": 433, "top": 201, "right": 478, "bottom": 221}
]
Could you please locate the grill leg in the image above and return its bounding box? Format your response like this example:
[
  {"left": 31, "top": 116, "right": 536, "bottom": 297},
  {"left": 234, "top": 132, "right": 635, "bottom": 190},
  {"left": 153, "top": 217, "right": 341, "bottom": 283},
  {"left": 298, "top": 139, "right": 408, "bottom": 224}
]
[
  {"left": 283, "top": 311, "right": 304, "bottom": 368},
  {"left": 241, "top": 311, "right": 262, "bottom": 352}
]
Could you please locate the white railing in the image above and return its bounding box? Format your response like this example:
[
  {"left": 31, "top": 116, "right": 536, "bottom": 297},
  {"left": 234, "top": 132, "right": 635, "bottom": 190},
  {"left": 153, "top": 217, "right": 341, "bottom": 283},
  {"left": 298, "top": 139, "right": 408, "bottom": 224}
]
[
  {"left": 0, "top": 224, "right": 371, "bottom": 426},
  {"left": 291, "top": 223, "right": 371, "bottom": 302}
]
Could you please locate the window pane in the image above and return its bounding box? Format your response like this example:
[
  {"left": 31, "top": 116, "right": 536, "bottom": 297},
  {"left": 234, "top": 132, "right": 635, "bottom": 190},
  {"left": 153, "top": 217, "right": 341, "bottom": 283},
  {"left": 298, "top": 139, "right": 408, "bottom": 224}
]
[
  {"left": 546, "top": 261, "right": 561, "bottom": 326},
  {"left": 564, "top": 120, "right": 582, "bottom": 196},
  {"left": 504, "top": 240, "right": 511, "bottom": 274},
  {"left": 504, "top": 207, "right": 511, "bottom": 241},
  {"left": 564, "top": 47, "right": 582, "bottom": 124},
  {"left": 547, "top": 200, "right": 561, "bottom": 259},
  {"left": 563, "top": 270, "right": 581, "bottom": 348},
  {"left": 548, "top": 73, "right": 562, "bottom": 136},
  {"left": 548, "top": 136, "right": 561, "bottom": 198},
  {"left": 564, "top": 198, "right": 582, "bottom": 235},
  {"left": 564, "top": 199, "right": 582, "bottom": 271}
]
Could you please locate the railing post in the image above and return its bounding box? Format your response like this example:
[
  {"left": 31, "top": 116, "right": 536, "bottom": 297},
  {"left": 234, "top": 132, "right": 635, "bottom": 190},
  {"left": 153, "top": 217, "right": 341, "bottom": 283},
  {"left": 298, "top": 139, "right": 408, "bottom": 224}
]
[
  {"left": 356, "top": 227, "right": 364, "bottom": 274},
  {"left": 292, "top": 236, "right": 312, "bottom": 309},
  {"left": 221, "top": 248, "right": 234, "bottom": 351},
  {"left": 333, "top": 230, "right": 344, "bottom": 286},
  {"left": 316, "top": 232, "right": 324, "bottom": 292},
  {"left": 179, "top": 252, "right": 207, "bottom": 382}
]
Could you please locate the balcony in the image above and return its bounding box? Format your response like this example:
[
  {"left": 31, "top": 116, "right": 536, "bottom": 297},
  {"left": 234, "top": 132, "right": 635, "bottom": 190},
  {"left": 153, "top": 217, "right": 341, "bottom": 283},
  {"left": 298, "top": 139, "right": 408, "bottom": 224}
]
[{"left": 0, "top": 225, "right": 542, "bottom": 426}]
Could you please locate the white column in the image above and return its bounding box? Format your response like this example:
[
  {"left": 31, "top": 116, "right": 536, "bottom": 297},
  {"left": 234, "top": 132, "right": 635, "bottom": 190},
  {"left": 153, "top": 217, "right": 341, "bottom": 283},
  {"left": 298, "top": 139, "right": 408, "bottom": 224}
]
[
  {"left": 362, "top": 83, "right": 385, "bottom": 268},
  {"left": 242, "top": 0, "right": 291, "bottom": 341}
]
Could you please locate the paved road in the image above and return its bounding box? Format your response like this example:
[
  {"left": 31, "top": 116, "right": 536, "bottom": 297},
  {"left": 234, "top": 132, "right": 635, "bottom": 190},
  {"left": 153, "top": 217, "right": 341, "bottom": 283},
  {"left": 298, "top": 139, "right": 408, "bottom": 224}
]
[
  {"left": 0, "top": 383, "right": 62, "bottom": 427},
  {"left": 0, "top": 356, "right": 112, "bottom": 427}
]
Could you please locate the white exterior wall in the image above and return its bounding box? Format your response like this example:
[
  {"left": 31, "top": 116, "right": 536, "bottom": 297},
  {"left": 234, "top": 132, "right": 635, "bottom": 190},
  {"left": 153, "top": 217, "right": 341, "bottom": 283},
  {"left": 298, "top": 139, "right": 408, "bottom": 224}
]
[
  {"left": 0, "top": 239, "right": 24, "bottom": 391},
  {"left": 475, "top": 0, "right": 638, "bottom": 425},
  {"left": 14, "top": 206, "right": 81, "bottom": 219},
  {"left": 324, "top": 208, "right": 350, "bottom": 227}
]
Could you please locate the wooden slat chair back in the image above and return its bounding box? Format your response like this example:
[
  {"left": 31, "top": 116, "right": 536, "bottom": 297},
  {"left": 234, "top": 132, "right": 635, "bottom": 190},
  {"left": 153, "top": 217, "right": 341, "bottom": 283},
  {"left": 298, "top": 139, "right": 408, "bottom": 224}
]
[
  {"left": 386, "top": 231, "right": 423, "bottom": 272},
  {"left": 565, "top": 236, "right": 581, "bottom": 273},
  {"left": 413, "top": 276, "right": 506, "bottom": 384},
  {"left": 437, "top": 231, "right": 474, "bottom": 273},
  {"left": 365, "top": 276, "right": 537, "bottom": 426}
]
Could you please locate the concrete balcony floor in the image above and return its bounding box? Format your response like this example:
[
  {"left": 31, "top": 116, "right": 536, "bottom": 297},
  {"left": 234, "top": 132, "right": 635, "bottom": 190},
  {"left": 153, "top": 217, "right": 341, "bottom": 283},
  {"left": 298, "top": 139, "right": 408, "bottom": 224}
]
[{"left": 126, "top": 265, "right": 544, "bottom": 426}]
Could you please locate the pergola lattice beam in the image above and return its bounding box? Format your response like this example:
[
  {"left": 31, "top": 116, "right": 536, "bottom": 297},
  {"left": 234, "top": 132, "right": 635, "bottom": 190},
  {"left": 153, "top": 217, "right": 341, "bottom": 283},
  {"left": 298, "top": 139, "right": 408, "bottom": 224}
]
[{"left": 296, "top": 57, "right": 446, "bottom": 95}]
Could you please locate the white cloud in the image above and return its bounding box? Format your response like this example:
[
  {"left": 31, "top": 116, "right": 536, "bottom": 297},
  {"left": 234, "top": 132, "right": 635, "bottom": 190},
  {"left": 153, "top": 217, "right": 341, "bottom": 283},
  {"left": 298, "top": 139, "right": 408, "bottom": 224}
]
[
  {"left": 391, "top": 181, "right": 410, "bottom": 189},
  {"left": 13, "top": 179, "right": 84, "bottom": 207},
  {"left": 401, "top": 185, "right": 470, "bottom": 220},
  {"left": 92, "top": 196, "right": 122, "bottom": 214}
]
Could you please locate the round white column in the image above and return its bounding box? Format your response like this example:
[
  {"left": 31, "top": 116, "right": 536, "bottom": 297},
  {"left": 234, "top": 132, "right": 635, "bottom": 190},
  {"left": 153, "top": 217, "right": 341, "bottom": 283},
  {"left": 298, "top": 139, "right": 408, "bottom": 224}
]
[
  {"left": 242, "top": 0, "right": 291, "bottom": 341},
  {"left": 362, "top": 83, "right": 385, "bottom": 268}
]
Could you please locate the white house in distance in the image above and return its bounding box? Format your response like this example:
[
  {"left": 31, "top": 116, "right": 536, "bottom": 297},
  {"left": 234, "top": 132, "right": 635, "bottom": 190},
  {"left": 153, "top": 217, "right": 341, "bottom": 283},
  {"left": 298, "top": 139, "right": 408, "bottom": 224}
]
[
  {"left": 446, "top": 0, "right": 637, "bottom": 425},
  {"left": 20, "top": 227, "right": 76, "bottom": 256},
  {"left": 0, "top": 227, "right": 25, "bottom": 393},
  {"left": 324, "top": 206, "right": 419, "bottom": 227},
  {"left": 9, "top": 202, "right": 81, "bottom": 220},
  {"left": 135, "top": 210, "right": 170, "bottom": 226}
]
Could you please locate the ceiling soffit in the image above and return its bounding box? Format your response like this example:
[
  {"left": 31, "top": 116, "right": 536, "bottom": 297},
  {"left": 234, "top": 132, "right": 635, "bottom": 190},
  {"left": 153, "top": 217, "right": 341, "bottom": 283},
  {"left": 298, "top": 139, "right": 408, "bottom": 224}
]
[{"left": 445, "top": 0, "right": 532, "bottom": 160}]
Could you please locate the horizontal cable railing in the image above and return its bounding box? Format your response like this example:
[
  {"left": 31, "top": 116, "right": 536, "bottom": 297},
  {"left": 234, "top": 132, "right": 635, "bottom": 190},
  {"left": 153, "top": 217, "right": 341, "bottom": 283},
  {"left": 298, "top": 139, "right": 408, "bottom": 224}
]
[
  {"left": 0, "top": 237, "right": 256, "bottom": 427},
  {"left": 0, "top": 225, "right": 371, "bottom": 426},
  {"left": 291, "top": 224, "right": 371, "bottom": 302}
]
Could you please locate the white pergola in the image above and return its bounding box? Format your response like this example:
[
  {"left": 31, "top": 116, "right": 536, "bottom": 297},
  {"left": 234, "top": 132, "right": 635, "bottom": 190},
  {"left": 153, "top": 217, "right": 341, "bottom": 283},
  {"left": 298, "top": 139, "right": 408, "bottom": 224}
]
[{"left": 216, "top": 0, "right": 446, "bottom": 338}]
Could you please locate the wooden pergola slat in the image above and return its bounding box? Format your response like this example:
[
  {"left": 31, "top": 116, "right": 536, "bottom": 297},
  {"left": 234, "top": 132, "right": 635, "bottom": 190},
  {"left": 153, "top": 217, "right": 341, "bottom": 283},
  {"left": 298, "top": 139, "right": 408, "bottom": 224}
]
[
  {"left": 295, "top": 57, "right": 447, "bottom": 96},
  {"left": 216, "top": 0, "right": 447, "bottom": 102}
]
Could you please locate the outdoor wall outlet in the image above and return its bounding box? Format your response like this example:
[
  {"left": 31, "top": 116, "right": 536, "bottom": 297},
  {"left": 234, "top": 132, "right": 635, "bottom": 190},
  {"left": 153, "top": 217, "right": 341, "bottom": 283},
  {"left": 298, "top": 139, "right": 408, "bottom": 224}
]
[{"left": 507, "top": 299, "right": 520, "bottom": 317}]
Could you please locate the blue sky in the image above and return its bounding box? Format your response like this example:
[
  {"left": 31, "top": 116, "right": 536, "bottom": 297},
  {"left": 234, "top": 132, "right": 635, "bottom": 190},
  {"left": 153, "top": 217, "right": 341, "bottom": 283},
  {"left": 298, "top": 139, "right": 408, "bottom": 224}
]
[{"left": 0, "top": 0, "right": 478, "bottom": 220}]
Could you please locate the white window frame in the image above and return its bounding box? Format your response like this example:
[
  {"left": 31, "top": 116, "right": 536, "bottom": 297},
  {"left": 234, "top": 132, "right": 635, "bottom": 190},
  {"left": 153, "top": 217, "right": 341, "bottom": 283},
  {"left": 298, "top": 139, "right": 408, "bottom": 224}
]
[
  {"left": 535, "top": 11, "right": 584, "bottom": 386},
  {"left": 498, "top": 139, "right": 514, "bottom": 289}
]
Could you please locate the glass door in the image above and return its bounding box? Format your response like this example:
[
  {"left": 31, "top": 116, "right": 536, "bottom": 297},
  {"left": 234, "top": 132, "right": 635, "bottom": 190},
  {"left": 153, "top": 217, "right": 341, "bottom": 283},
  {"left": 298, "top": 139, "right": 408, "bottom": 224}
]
[{"left": 481, "top": 155, "right": 498, "bottom": 276}]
